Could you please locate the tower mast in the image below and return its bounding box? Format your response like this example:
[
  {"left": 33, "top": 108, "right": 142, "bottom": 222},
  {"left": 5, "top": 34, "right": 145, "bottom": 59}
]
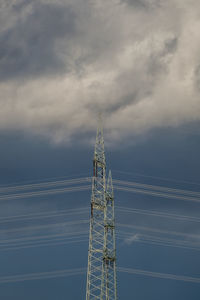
[
  {"left": 86, "top": 125, "right": 117, "bottom": 300},
  {"left": 102, "top": 170, "right": 117, "bottom": 300}
]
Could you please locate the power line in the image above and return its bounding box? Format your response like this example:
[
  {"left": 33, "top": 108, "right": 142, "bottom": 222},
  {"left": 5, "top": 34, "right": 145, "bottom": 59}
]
[
  {"left": 0, "top": 266, "right": 200, "bottom": 285},
  {"left": 118, "top": 267, "right": 200, "bottom": 284},
  {"left": 0, "top": 176, "right": 199, "bottom": 203},
  {"left": 1, "top": 219, "right": 198, "bottom": 242},
  {"left": 0, "top": 178, "right": 199, "bottom": 204},
  {"left": 115, "top": 186, "right": 200, "bottom": 203},
  {"left": 116, "top": 206, "right": 200, "bottom": 223},
  {"left": 0, "top": 172, "right": 90, "bottom": 189},
  {"left": 0, "top": 268, "right": 86, "bottom": 284},
  {"left": 112, "top": 169, "right": 200, "bottom": 187},
  {"left": 0, "top": 207, "right": 88, "bottom": 224},
  {"left": 119, "top": 232, "right": 200, "bottom": 252},
  {"left": 0, "top": 236, "right": 89, "bottom": 252},
  {"left": 0, "top": 177, "right": 91, "bottom": 194},
  {"left": 0, "top": 205, "right": 199, "bottom": 226},
  {"left": 0, "top": 219, "right": 89, "bottom": 234},
  {"left": 0, "top": 229, "right": 88, "bottom": 245},
  {"left": 1, "top": 229, "right": 200, "bottom": 253},
  {"left": 0, "top": 185, "right": 91, "bottom": 202},
  {"left": 114, "top": 179, "right": 200, "bottom": 197},
  {"left": 135, "top": 238, "right": 200, "bottom": 252},
  {"left": 2, "top": 235, "right": 200, "bottom": 253},
  {"left": 117, "top": 223, "right": 200, "bottom": 239}
]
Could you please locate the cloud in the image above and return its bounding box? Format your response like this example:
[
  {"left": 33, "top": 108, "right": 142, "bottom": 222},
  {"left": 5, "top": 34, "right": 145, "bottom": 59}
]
[
  {"left": 0, "top": 0, "right": 77, "bottom": 80},
  {"left": 0, "top": 0, "right": 200, "bottom": 144},
  {"left": 124, "top": 234, "right": 140, "bottom": 245},
  {"left": 121, "top": 0, "right": 163, "bottom": 10}
]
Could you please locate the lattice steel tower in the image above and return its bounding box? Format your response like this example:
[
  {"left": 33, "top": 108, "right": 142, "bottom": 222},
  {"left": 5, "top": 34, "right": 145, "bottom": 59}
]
[{"left": 86, "top": 126, "right": 117, "bottom": 300}]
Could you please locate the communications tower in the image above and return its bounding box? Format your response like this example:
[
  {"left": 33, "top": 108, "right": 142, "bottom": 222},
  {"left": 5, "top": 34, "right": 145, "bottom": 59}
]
[{"left": 86, "top": 126, "right": 117, "bottom": 300}]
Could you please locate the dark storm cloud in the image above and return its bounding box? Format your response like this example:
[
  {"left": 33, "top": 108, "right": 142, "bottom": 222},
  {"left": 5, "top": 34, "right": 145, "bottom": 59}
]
[
  {"left": 121, "top": 0, "right": 163, "bottom": 9},
  {"left": 0, "top": 1, "right": 76, "bottom": 80}
]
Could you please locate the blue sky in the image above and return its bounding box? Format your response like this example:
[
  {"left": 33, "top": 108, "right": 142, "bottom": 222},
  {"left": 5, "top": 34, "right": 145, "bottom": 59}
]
[
  {"left": 0, "top": 125, "right": 200, "bottom": 299},
  {"left": 0, "top": 1, "right": 200, "bottom": 299}
]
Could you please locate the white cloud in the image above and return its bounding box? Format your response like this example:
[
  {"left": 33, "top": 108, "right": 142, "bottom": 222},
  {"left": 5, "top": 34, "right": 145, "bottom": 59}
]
[
  {"left": 0, "top": 0, "right": 200, "bottom": 144},
  {"left": 124, "top": 234, "right": 140, "bottom": 245}
]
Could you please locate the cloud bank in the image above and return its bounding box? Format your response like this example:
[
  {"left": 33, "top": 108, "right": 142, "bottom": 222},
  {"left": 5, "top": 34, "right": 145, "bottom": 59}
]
[{"left": 0, "top": 0, "right": 200, "bottom": 144}]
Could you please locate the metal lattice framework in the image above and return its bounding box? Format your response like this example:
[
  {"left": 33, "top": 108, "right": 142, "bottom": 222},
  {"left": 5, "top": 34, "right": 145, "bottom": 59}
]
[{"left": 86, "top": 126, "right": 117, "bottom": 300}]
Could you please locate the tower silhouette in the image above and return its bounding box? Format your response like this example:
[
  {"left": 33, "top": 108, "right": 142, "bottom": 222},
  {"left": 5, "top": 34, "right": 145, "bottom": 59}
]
[{"left": 86, "top": 126, "right": 117, "bottom": 300}]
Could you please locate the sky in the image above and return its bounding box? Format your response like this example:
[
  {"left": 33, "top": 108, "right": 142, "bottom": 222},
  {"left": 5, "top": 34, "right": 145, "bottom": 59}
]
[{"left": 0, "top": 0, "right": 200, "bottom": 299}]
